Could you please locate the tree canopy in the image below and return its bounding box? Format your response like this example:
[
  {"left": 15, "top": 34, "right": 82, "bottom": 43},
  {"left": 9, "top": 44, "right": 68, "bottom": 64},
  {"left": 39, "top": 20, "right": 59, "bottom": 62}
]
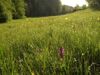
[
  {"left": 0, "top": 0, "right": 12, "bottom": 23},
  {"left": 26, "top": 0, "right": 62, "bottom": 17},
  {"left": 87, "top": 0, "right": 100, "bottom": 10}
]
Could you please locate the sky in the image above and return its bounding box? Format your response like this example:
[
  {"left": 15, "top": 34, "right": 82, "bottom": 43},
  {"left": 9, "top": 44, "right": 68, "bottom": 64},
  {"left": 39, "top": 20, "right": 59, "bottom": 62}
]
[{"left": 61, "top": 0, "right": 88, "bottom": 7}]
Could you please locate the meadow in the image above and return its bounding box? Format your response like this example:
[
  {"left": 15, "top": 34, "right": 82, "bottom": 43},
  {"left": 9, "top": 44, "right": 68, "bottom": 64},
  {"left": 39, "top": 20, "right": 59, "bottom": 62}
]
[{"left": 0, "top": 9, "right": 100, "bottom": 75}]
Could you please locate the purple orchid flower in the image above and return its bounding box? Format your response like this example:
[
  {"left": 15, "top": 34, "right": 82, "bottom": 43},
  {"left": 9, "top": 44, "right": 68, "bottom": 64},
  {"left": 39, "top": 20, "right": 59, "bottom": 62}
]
[{"left": 59, "top": 47, "right": 64, "bottom": 59}]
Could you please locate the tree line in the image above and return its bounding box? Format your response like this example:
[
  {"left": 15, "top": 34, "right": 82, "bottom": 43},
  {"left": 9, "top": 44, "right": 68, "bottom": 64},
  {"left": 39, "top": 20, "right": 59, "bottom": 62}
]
[
  {"left": 87, "top": 0, "right": 100, "bottom": 10},
  {"left": 0, "top": 0, "right": 63, "bottom": 23},
  {"left": 0, "top": 0, "right": 25, "bottom": 23},
  {"left": 0, "top": 0, "right": 99, "bottom": 23}
]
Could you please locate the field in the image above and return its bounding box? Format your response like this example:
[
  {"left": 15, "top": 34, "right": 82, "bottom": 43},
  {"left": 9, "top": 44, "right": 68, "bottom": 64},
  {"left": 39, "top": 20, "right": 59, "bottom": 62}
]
[{"left": 0, "top": 9, "right": 100, "bottom": 75}]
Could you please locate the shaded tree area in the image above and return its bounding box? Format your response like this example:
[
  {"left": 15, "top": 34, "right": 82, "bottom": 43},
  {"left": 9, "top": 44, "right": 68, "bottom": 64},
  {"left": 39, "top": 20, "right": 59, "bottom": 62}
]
[
  {"left": 74, "top": 5, "right": 87, "bottom": 11},
  {"left": 12, "top": 0, "right": 25, "bottom": 19},
  {"left": 0, "top": 0, "right": 12, "bottom": 23},
  {"left": 0, "top": 0, "right": 25, "bottom": 23},
  {"left": 87, "top": 0, "right": 100, "bottom": 10},
  {"left": 26, "top": 0, "right": 62, "bottom": 17},
  {"left": 62, "top": 5, "right": 74, "bottom": 14},
  {"left": 0, "top": 0, "right": 62, "bottom": 23}
]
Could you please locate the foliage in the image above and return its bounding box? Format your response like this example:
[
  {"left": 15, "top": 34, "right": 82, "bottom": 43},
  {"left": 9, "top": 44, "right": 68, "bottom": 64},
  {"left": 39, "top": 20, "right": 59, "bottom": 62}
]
[
  {"left": 0, "top": 0, "right": 25, "bottom": 23},
  {"left": 74, "top": 5, "right": 82, "bottom": 11},
  {"left": 87, "top": 0, "right": 100, "bottom": 10},
  {"left": 26, "top": 0, "right": 62, "bottom": 17},
  {"left": 0, "top": 0, "right": 12, "bottom": 23},
  {"left": 11, "top": 0, "right": 25, "bottom": 19},
  {"left": 82, "top": 5, "right": 87, "bottom": 9},
  {"left": 62, "top": 5, "right": 74, "bottom": 14}
]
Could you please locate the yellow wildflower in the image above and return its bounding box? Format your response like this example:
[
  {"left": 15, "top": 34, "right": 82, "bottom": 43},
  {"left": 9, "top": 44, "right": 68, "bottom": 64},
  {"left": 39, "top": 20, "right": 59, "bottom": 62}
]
[
  {"left": 97, "top": 17, "right": 100, "bottom": 21},
  {"left": 65, "top": 18, "right": 68, "bottom": 20},
  {"left": 31, "top": 71, "right": 35, "bottom": 75}
]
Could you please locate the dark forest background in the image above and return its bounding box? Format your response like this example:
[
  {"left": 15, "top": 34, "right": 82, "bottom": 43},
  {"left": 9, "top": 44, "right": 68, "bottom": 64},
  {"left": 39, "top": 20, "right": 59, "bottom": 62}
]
[{"left": 0, "top": 0, "right": 100, "bottom": 23}]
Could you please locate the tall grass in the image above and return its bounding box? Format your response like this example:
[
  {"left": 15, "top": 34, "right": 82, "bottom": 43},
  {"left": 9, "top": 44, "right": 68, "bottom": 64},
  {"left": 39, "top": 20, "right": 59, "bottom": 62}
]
[{"left": 0, "top": 9, "right": 100, "bottom": 75}]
